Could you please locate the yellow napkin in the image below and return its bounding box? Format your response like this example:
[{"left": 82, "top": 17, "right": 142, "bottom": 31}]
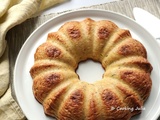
[{"left": 0, "top": 0, "right": 64, "bottom": 119}]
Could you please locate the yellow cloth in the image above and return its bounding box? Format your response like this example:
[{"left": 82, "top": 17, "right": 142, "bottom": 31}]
[{"left": 0, "top": 0, "right": 64, "bottom": 119}]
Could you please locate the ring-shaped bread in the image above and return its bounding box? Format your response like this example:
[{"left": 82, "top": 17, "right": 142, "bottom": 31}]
[{"left": 30, "top": 18, "right": 152, "bottom": 120}]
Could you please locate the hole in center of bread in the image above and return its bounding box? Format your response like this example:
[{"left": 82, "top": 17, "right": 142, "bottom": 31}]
[{"left": 76, "top": 59, "right": 105, "bottom": 83}]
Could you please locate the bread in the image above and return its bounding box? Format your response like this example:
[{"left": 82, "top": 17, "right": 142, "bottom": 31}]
[{"left": 30, "top": 18, "right": 152, "bottom": 120}]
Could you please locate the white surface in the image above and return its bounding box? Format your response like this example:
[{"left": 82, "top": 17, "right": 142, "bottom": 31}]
[
  {"left": 76, "top": 60, "right": 105, "bottom": 83},
  {"left": 133, "top": 7, "right": 160, "bottom": 45},
  {"left": 14, "top": 10, "right": 160, "bottom": 120},
  {"left": 42, "top": 0, "right": 117, "bottom": 14}
]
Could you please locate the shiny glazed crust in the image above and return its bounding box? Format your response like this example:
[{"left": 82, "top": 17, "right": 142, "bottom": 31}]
[{"left": 30, "top": 18, "right": 152, "bottom": 120}]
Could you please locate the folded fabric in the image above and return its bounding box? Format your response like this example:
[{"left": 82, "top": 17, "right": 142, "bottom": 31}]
[{"left": 0, "top": 0, "right": 64, "bottom": 119}]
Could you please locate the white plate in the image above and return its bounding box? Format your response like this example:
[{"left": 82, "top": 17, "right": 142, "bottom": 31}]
[{"left": 14, "top": 9, "right": 160, "bottom": 120}]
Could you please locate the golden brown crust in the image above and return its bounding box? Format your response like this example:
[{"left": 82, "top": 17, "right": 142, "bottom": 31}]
[
  {"left": 117, "top": 85, "right": 143, "bottom": 116},
  {"left": 56, "top": 82, "right": 88, "bottom": 120},
  {"left": 33, "top": 72, "right": 62, "bottom": 103},
  {"left": 30, "top": 18, "right": 152, "bottom": 120},
  {"left": 44, "top": 86, "right": 69, "bottom": 117},
  {"left": 87, "top": 99, "right": 99, "bottom": 120},
  {"left": 117, "top": 39, "right": 147, "bottom": 57},
  {"left": 120, "top": 70, "right": 152, "bottom": 101}
]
